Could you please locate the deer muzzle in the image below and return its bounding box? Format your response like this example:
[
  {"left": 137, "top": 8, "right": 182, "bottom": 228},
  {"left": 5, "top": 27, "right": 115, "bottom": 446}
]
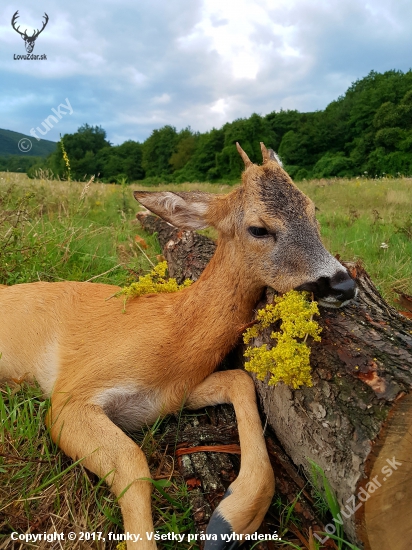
[{"left": 296, "top": 270, "right": 357, "bottom": 308}]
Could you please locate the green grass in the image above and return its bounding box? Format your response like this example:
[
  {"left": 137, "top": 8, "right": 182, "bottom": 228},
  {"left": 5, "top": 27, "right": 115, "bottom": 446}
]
[
  {"left": 0, "top": 173, "right": 162, "bottom": 287},
  {"left": 299, "top": 177, "right": 412, "bottom": 301},
  {"left": 0, "top": 383, "right": 121, "bottom": 548},
  {"left": 0, "top": 171, "right": 411, "bottom": 549}
]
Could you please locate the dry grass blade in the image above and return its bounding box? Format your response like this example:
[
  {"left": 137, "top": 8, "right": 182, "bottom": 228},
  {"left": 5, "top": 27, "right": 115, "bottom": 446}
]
[{"left": 80, "top": 176, "right": 95, "bottom": 202}]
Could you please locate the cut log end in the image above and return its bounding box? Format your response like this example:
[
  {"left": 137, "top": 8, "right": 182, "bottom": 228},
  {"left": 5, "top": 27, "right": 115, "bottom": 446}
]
[{"left": 360, "top": 392, "right": 412, "bottom": 550}]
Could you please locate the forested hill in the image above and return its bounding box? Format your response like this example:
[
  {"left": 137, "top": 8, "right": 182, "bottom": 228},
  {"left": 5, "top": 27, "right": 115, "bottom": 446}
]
[
  {"left": 0, "top": 129, "right": 56, "bottom": 157},
  {"left": 4, "top": 70, "right": 412, "bottom": 182},
  {"left": 0, "top": 129, "right": 57, "bottom": 174}
]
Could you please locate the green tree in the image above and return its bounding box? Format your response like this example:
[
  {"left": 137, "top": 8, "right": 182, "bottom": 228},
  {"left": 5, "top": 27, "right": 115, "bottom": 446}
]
[
  {"left": 169, "top": 128, "right": 198, "bottom": 172},
  {"left": 141, "top": 125, "right": 178, "bottom": 178},
  {"left": 96, "top": 141, "right": 144, "bottom": 182},
  {"left": 0, "top": 155, "right": 44, "bottom": 175},
  {"left": 312, "top": 152, "right": 354, "bottom": 178},
  {"left": 172, "top": 128, "right": 225, "bottom": 182},
  {"left": 275, "top": 70, "right": 412, "bottom": 178},
  {"left": 118, "top": 141, "right": 144, "bottom": 181},
  {"left": 216, "top": 114, "right": 277, "bottom": 180},
  {"left": 365, "top": 84, "right": 412, "bottom": 175},
  {"left": 49, "top": 124, "right": 111, "bottom": 179},
  {"left": 265, "top": 109, "right": 301, "bottom": 148},
  {"left": 19, "top": 69, "right": 412, "bottom": 183}
]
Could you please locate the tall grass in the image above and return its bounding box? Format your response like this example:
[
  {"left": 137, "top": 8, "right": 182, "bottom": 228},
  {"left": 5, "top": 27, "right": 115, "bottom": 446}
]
[
  {"left": 299, "top": 177, "right": 412, "bottom": 301},
  {"left": 2, "top": 172, "right": 410, "bottom": 302},
  {"left": 0, "top": 173, "right": 161, "bottom": 287}
]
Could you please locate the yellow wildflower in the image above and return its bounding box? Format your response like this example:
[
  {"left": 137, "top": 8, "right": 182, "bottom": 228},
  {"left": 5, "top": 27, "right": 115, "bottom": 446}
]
[
  {"left": 60, "top": 136, "right": 71, "bottom": 182},
  {"left": 243, "top": 290, "right": 321, "bottom": 389},
  {"left": 116, "top": 261, "right": 192, "bottom": 310}
]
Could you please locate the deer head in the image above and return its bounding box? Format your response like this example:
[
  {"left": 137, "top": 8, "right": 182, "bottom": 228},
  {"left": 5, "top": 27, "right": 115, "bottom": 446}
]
[
  {"left": 134, "top": 142, "right": 357, "bottom": 308},
  {"left": 11, "top": 11, "right": 49, "bottom": 54}
]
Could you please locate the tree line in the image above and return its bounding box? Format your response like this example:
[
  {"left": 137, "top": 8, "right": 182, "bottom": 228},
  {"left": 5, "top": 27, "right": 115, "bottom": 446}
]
[{"left": 19, "top": 69, "right": 412, "bottom": 182}]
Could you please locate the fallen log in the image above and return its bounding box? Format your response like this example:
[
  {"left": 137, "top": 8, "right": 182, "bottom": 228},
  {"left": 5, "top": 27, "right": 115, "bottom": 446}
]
[{"left": 137, "top": 212, "right": 412, "bottom": 550}]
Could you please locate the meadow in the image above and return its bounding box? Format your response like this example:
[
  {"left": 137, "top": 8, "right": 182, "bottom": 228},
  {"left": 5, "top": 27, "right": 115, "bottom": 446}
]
[{"left": 0, "top": 171, "right": 411, "bottom": 549}]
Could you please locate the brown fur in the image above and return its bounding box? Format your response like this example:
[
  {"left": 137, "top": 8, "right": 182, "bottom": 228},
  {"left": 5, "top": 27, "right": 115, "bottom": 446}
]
[{"left": 0, "top": 143, "right": 352, "bottom": 548}]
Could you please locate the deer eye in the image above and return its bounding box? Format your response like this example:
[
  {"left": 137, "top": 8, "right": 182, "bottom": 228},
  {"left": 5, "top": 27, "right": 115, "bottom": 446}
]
[{"left": 248, "top": 226, "right": 270, "bottom": 238}]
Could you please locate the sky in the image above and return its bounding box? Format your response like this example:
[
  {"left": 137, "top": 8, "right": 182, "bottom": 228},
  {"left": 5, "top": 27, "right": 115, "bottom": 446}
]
[{"left": 1, "top": 0, "right": 411, "bottom": 146}]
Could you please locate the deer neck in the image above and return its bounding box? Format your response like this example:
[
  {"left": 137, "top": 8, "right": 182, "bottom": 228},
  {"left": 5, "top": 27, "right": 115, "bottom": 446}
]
[{"left": 174, "top": 239, "right": 264, "bottom": 366}]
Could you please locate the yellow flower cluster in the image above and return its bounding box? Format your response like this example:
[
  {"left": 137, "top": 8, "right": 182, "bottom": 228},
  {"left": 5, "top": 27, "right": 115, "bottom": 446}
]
[
  {"left": 243, "top": 290, "right": 321, "bottom": 389},
  {"left": 117, "top": 261, "right": 192, "bottom": 306},
  {"left": 60, "top": 137, "right": 71, "bottom": 182}
]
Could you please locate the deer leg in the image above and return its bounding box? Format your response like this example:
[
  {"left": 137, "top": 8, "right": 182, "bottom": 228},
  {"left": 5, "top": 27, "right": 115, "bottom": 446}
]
[
  {"left": 47, "top": 398, "right": 156, "bottom": 549},
  {"left": 185, "top": 370, "right": 275, "bottom": 549}
]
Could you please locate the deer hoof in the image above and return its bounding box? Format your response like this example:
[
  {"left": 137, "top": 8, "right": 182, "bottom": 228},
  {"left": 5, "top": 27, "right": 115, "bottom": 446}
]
[{"left": 204, "top": 492, "right": 241, "bottom": 549}]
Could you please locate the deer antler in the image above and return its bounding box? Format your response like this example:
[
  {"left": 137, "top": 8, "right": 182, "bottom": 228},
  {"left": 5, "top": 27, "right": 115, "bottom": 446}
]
[
  {"left": 32, "top": 13, "right": 49, "bottom": 39},
  {"left": 260, "top": 142, "right": 270, "bottom": 163},
  {"left": 260, "top": 142, "right": 283, "bottom": 167},
  {"left": 236, "top": 142, "right": 252, "bottom": 168},
  {"left": 11, "top": 11, "right": 49, "bottom": 40},
  {"left": 11, "top": 11, "right": 25, "bottom": 37}
]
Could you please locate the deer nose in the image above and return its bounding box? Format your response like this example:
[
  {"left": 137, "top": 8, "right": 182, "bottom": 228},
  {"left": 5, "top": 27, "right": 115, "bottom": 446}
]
[
  {"left": 296, "top": 270, "right": 357, "bottom": 307},
  {"left": 328, "top": 272, "right": 357, "bottom": 301}
]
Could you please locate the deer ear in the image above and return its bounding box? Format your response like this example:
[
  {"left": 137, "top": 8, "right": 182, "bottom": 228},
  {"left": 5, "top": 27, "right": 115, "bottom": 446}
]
[{"left": 133, "top": 191, "right": 214, "bottom": 230}]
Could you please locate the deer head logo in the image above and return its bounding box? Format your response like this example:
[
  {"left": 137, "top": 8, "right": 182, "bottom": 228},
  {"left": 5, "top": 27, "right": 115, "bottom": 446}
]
[{"left": 11, "top": 11, "right": 49, "bottom": 54}]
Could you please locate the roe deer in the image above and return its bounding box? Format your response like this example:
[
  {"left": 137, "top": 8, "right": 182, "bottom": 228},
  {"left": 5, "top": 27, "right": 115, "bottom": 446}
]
[{"left": 0, "top": 143, "right": 356, "bottom": 549}]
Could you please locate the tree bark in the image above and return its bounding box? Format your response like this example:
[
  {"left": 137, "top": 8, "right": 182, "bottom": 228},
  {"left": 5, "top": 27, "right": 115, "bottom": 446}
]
[
  {"left": 136, "top": 212, "right": 216, "bottom": 283},
  {"left": 137, "top": 213, "right": 412, "bottom": 550}
]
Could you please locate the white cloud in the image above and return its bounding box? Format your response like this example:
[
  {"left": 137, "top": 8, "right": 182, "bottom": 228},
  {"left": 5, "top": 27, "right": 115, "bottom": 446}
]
[
  {"left": 152, "top": 93, "right": 171, "bottom": 104},
  {"left": 210, "top": 98, "right": 229, "bottom": 115}
]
